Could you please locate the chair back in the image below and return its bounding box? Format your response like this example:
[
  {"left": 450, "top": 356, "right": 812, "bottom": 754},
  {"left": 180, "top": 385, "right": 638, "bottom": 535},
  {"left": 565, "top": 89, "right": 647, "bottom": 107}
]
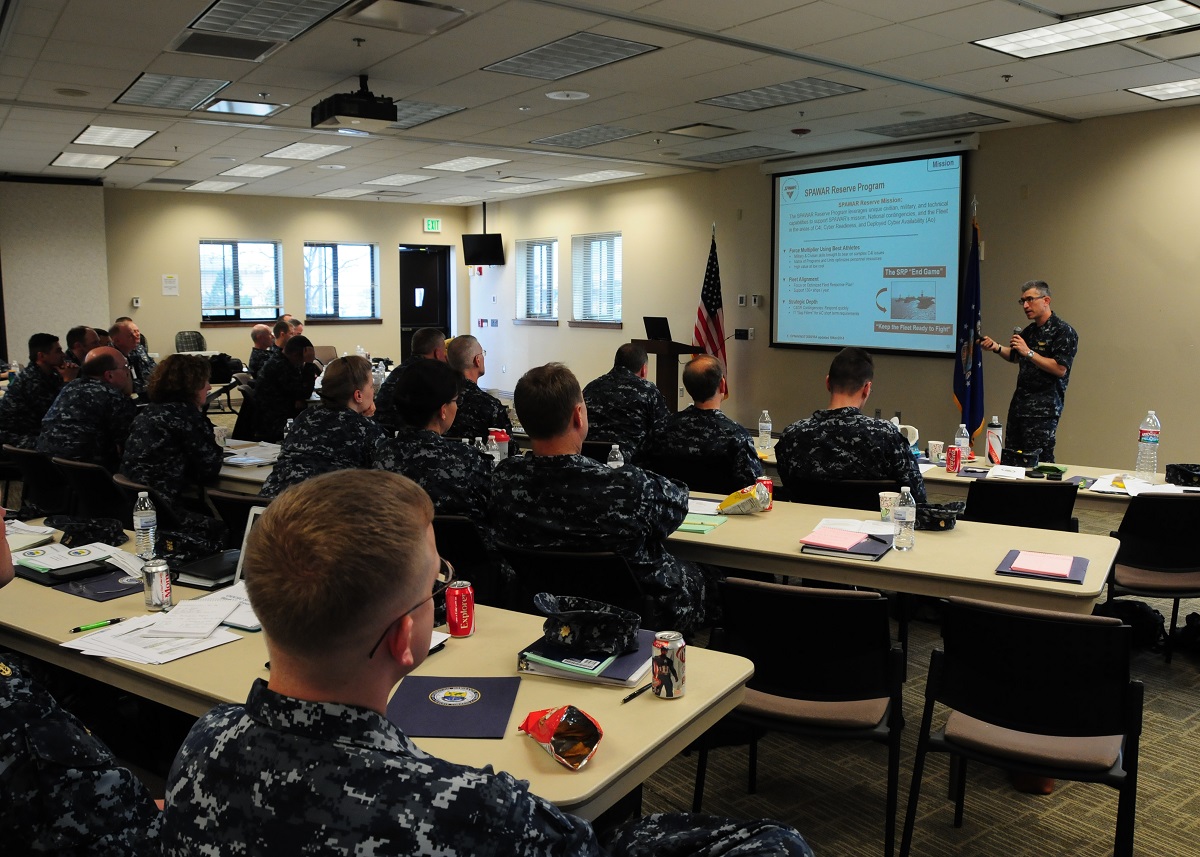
[
  {"left": 204, "top": 488, "right": 271, "bottom": 549},
  {"left": 111, "top": 472, "right": 183, "bottom": 529},
  {"left": 1111, "top": 493, "right": 1200, "bottom": 572},
  {"left": 716, "top": 579, "right": 897, "bottom": 701},
  {"left": 51, "top": 457, "right": 134, "bottom": 525},
  {"left": 432, "top": 515, "right": 505, "bottom": 607},
  {"left": 497, "top": 543, "right": 646, "bottom": 619},
  {"left": 313, "top": 345, "right": 338, "bottom": 366},
  {"left": 936, "top": 598, "right": 1135, "bottom": 739},
  {"left": 961, "top": 479, "right": 1079, "bottom": 531},
  {"left": 787, "top": 478, "right": 900, "bottom": 512},
  {"left": 640, "top": 442, "right": 754, "bottom": 494},
  {"left": 3, "top": 444, "right": 72, "bottom": 514},
  {"left": 231, "top": 383, "right": 257, "bottom": 441},
  {"left": 175, "top": 330, "right": 207, "bottom": 352},
  {"left": 581, "top": 439, "right": 618, "bottom": 464}
]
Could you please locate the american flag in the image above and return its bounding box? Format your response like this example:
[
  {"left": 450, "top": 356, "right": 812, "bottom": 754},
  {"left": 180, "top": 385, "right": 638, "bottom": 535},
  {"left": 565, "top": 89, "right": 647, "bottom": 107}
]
[{"left": 693, "top": 235, "right": 727, "bottom": 370}]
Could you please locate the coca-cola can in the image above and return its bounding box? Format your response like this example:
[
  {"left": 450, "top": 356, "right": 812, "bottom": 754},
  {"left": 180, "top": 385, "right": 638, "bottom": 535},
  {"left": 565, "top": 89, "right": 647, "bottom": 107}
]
[
  {"left": 756, "top": 476, "right": 774, "bottom": 511},
  {"left": 142, "top": 558, "right": 172, "bottom": 611},
  {"left": 946, "top": 445, "right": 963, "bottom": 473},
  {"left": 445, "top": 580, "right": 475, "bottom": 637},
  {"left": 651, "top": 631, "right": 686, "bottom": 699}
]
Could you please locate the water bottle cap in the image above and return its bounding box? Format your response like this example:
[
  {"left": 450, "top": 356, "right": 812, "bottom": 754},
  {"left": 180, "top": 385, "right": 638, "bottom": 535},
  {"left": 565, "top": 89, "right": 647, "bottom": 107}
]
[
  {"left": 611, "top": 444, "right": 618, "bottom": 450},
  {"left": 137, "top": 491, "right": 148, "bottom": 498}
]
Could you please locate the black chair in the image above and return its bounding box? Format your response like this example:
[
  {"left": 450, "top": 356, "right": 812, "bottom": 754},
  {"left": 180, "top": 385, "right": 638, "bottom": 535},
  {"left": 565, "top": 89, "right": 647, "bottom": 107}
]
[
  {"left": 694, "top": 580, "right": 905, "bottom": 857},
  {"left": 2, "top": 444, "right": 72, "bottom": 515},
  {"left": 581, "top": 439, "right": 620, "bottom": 464},
  {"left": 432, "top": 515, "right": 506, "bottom": 608},
  {"left": 174, "top": 330, "right": 207, "bottom": 352},
  {"left": 111, "top": 472, "right": 184, "bottom": 529},
  {"left": 496, "top": 542, "right": 649, "bottom": 621},
  {"left": 640, "top": 442, "right": 755, "bottom": 494},
  {"left": 1105, "top": 493, "right": 1200, "bottom": 663},
  {"left": 0, "top": 448, "right": 23, "bottom": 508},
  {"left": 231, "top": 381, "right": 257, "bottom": 441},
  {"left": 51, "top": 457, "right": 134, "bottom": 525},
  {"left": 785, "top": 478, "right": 901, "bottom": 511},
  {"left": 899, "top": 598, "right": 1142, "bottom": 857},
  {"left": 204, "top": 379, "right": 240, "bottom": 415},
  {"left": 960, "top": 479, "right": 1079, "bottom": 531},
  {"left": 204, "top": 488, "right": 271, "bottom": 548}
]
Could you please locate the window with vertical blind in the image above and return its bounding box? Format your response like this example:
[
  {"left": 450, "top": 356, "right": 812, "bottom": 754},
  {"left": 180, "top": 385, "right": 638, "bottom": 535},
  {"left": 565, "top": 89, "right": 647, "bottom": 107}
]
[
  {"left": 199, "top": 240, "right": 282, "bottom": 321},
  {"left": 303, "top": 242, "right": 380, "bottom": 319},
  {"left": 571, "top": 231, "right": 622, "bottom": 323},
  {"left": 515, "top": 238, "right": 558, "bottom": 320}
]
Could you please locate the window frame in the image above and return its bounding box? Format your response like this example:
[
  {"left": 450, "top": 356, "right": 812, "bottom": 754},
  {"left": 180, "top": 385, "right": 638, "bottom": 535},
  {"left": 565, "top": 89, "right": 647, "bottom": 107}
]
[
  {"left": 302, "top": 241, "right": 381, "bottom": 321},
  {"left": 198, "top": 239, "right": 283, "bottom": 322},
  {"left": 515, "top": 237, "right": 559, "bottom": 321},
  {"left": 571, "top": 231, "right": 622, "bottom": 324}
]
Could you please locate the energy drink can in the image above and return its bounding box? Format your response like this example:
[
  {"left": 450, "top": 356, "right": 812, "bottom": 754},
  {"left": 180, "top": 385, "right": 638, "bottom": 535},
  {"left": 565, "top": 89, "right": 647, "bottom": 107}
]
[
  {"left": 142, "top": 558, "right": 172, "bottom": 611},
  {"left": 446, "top": 580, "right": 475, "bottom": 637},
  {"left": 651, "top": 631, "right": 686, "bottom": 699}
]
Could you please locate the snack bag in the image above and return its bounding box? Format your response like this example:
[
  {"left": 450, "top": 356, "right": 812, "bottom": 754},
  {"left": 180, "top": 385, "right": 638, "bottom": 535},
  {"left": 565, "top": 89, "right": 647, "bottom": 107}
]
[
  {"left": 716, "top": 481, "right": 770, "bottom": 515},
  {"left": 518, "top": 705, "right": 603, "bottom": 771}
]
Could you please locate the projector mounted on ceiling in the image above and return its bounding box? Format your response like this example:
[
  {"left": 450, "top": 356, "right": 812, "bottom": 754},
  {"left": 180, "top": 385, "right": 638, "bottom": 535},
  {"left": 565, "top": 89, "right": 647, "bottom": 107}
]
[{"left": 311, "top": 75, "right": 398, "bottom": 132}]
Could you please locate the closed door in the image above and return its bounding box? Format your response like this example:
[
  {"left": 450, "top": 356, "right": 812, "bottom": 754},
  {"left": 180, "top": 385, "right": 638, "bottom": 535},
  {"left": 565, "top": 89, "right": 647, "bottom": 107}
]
[{"left": 398, "top": 244, "right": 450, "bottom": 358}]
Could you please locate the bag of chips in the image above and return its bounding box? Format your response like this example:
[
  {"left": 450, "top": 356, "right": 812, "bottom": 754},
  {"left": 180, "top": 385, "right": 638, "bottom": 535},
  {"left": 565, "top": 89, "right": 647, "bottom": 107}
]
[
  {"left": 716, "top": 481, "right": 770, "bottom": 515},
  {"left": 518, "top": 705, "right": 603, "bottom": 771}
]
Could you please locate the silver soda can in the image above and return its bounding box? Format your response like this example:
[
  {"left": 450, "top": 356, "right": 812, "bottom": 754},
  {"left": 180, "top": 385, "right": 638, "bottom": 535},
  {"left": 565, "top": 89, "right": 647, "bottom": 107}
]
[
  {"left": 651, "top": 631, "right": 686, "bottom": 698},
  {"left": 142, "top": 558, "right": 172, "bottom": 611}
]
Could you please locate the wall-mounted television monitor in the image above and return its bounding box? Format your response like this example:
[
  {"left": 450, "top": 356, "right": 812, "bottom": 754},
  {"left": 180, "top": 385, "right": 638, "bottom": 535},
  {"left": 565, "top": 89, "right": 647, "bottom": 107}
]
[{"left": 462, "top": 233, "right": 505, "bottom": 266}]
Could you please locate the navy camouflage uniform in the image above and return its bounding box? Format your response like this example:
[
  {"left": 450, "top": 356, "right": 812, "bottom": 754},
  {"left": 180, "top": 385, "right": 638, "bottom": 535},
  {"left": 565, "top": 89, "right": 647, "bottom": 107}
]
[
  {"left": 162, "top": 679, "right": 811, "bottom": 857},
  {"left": 120, "top": 401, "right": 224, "bottom": 505},
  {"left": 37, "top": 377, "right": 137, "bottom": 472},
  {"left": 775, "top": 407, "right": 927, "bottom": 503},
  {"left": 583, "top": 367, "right": 671, "bottom": 458},
  {"left": 252, "top": 354, "right": 320, "bottom": 442},
  {"left": 260, "top": 403, "right": 385, "bottom": 497},
  {"left": 0, "top": 364, "right": 63, "bottom": 449},
  {"left": 490, "top": 453, "right": 706, "bottom": 633},
  {"left": 127, "top": 344, "right": 156, "bottom": 398},
  {"left": 372, "top": 425, "right": 493, "bottom": 524},
  {"left": 373, "top": 354, "right": 427, "bottom": 433},
  {"left": 444, "top": 378, "right": 511, "bottom": 441},
  {"left": 247, "top": 347, "right": 272, "bottom": 378},
  {"left": 0, "top": 652, "right": 161, "bottom": 855},
  {"left": 1005, "top": 313, "right": 1078, "bottom": 463},
  {"left": 638, "top": 406, "right": 763, "bottom": 489}
]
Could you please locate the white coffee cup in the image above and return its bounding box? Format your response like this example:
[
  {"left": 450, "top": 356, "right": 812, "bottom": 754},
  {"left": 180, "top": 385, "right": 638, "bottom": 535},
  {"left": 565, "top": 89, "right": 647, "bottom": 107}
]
[
  {"left": 879, "top": 491, "right": 901, "bottom": 522},
  {"left": 214, "top": 426, "right": 230, "bottom": 447},
  {"left": 927, "top": 440, "right": 945, "bottom": 460}
]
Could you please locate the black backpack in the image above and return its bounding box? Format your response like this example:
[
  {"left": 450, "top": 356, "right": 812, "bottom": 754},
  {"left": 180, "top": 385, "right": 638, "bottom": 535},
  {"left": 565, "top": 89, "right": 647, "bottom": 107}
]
[
  {"left": 209, "top": 353, "right": 244, "bottom": 383},
  {"left": 1092, "top": 599, "right": 1166, "bottom": 650}
]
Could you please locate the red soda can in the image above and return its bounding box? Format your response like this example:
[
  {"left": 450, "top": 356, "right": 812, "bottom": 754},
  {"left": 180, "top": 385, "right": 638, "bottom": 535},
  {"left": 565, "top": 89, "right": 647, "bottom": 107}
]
[
  {"left": 946, "top": 445, "right": 962, "bottom": 473},
  {"left": 756, "top": 476, "right": 774, "bottom": 511},
  {"left": 651, "top": 631, "right": 686, "bottom": 699},
  {"left": 446, "top": 580, "right": 475, "bottom": 637}
]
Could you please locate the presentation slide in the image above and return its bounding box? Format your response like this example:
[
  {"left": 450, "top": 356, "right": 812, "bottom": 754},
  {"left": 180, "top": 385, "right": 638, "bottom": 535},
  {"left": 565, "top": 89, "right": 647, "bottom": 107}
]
[{"left": 772, "top": 153, "right": 964, "bottom": 354}]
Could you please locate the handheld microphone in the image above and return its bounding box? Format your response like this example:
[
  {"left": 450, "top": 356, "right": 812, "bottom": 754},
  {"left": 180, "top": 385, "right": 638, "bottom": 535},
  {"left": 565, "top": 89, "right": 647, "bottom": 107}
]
[{"left": 1012, "top": 326, "right": 1022, "bottom": 335}]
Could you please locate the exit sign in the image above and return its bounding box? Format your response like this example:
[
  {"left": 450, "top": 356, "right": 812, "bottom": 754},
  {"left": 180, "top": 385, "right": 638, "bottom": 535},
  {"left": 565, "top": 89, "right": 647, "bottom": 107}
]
[{"left": 423, "top": 217, "right": 442, "bottom": 233}]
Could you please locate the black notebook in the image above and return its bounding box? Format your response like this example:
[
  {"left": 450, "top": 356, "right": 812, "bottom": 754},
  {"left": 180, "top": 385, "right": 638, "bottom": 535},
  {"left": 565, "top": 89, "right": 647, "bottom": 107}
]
[
  {"left": 176, "top": 549, "right": 240, "bottom": 590},
  {"left": 995, "top": 549, "right": 1088, "bottom": 584},
  {"left": 800, "top": 534, "right": 893, "bottom": 562}
]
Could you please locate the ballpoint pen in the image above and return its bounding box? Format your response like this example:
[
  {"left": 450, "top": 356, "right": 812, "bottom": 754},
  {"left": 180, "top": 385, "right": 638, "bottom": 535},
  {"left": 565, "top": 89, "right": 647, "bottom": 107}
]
[
  {"left": 866, "top": 534, "right": 890, "bottom": 544},
  {"left": 621, "top": 682, "right": 653, "bottom": 704},
  {"left": 69, "top": 617, "right": 125, "bottom": 633}
]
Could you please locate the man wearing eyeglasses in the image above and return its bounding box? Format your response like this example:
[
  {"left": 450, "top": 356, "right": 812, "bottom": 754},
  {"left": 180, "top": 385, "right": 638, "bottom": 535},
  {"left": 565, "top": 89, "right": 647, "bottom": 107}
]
[
  {"left": 161, "top": 470, "right": 812, "bottom": 857},
  {"left": 444, "top": 334, "right": 512, "bottom": 442},
  {"left": 36, "top": 346, "right": 136, "bottom": 473},
  {"left": 979, "top": 280, "right": 1078, "bottom": 462}
]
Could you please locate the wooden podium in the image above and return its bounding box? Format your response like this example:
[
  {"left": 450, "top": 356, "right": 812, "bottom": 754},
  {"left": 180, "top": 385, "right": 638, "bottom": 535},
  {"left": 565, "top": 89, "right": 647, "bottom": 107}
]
[{"left": 632, "top": 339, "right": 704, "bottom": 412}]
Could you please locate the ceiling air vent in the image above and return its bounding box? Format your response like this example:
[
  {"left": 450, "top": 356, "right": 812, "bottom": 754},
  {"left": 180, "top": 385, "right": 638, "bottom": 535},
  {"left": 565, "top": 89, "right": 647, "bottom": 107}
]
[{"left": 169, "top": 30, "right": 284, "bottom": 62}]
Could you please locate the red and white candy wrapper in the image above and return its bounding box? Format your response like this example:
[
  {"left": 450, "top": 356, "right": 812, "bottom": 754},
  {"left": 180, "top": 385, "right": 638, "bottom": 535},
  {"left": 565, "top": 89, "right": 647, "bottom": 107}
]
[{"left": 518, "top": 705, "right": 603, "bottom": 771}]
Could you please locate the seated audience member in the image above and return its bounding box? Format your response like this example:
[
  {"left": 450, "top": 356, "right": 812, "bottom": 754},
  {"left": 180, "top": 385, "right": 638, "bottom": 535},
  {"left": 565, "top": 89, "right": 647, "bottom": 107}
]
[
  {"left": 443, "top": 334, "right": 511, "bottom": 441},
  {"left": 638, "top": 354, "right": 762, "bottom": 489},
  {"left": 490, "top": 363, "right": 707, "bottom": 633},
  {"left": 374, "top": 327, "right": 447, "bottom": 432},
  {"left": 287, "top": 317, "right": 305, "bottom": 338},
  {"left": 110, "top": 319, "right": 155, "bottom": 399},
  {"left": 161, "top": 470, "right": 810, "bottom": 857},
  {"left": 0, "top": 333, "right": 70, "bottom": 449},
  {"left": 64, "top": 324, "right": 100, "bottom": 368},
  {"left": 120, "top": 354, "right": 224, "bottom": 506},
  {"left": 252, "top": 335, "right": 320, "bottom": 443},
  {"left": 0, "top": 540, "right": 161, "bottom": 854},
  {"left": 583, "top": 344, "right": 670, "bottom": 458},
  {"left": 94, "top": 326, "right": 114, "bottom": 349},
  {"left": 37, "top": 346, "right": 136, "bottom": 472},
  {"left": 775, "top": 347, "right": 926, "bottom": 502},
  {"left": 260, "top": 355, "right": 384, "bottom": 497},
  {"left": 372, "top": 359, "right": 492, "bottom": 525},
  {"left": 269, "top": 320, "right": 290, "bottom": 358},
  {"left": 247, "top": 324, "right": 273, "bottom": 377}
]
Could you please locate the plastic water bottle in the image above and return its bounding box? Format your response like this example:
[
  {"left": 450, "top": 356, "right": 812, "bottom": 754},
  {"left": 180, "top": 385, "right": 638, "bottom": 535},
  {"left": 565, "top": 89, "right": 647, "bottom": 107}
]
[
  {"left": 133, "top": 492, "right": 157, "bottom": 559},
  {"left": 485, "top": 434, "right": 501, "bottom": 465},
  {"left": 893, "top": 487, "right": 916, "bottom": 551},
  {"left": 1136, "top": 410, "right": 1161, "bottom": 482},
  {"left": 284, "top": 418, "right": 294, "bottom": 438},
  {"left": 954, "top": 423, "right": 970, "bottom": 453},
  {"left": 757, "top": 410, "right": 772, "bottom": 450},
  {"left": 607, "top": 444, "right": 624, "bottom": 469}
]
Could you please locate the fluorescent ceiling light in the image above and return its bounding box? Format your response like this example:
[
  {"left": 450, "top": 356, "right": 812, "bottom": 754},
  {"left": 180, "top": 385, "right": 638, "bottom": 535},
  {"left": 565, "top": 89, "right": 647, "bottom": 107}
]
[
  {"left": 117, "top": 73, "right": 230, "bottom": 110},
  {"left": 264, "top": 142, "right": 351, "bottom": 160},
  {"left": 434, "top": 195, "right": 486, "bottom": 204},
  {"left": 220, "top": 164, "right": 291, "bottom": 177},
  {"left": 316, "top": 188, "right": 374, "bottom": 198},
  {"left": 205, "top": 99, "right": 285, "bottom": 116},
  {"left": 190, "top": 0, "right": 350, "bottom": 41},
  {"left": 73, "top": 125, "right": 157, "bottom": 147},
  {"left": 667, "top": 124, "right": 738, "bottom": 139},
  {"left": 1128, "top": 77, "right": 1200, "bottom": 99},
  {"left": 364, "top": 174, "right": 431, "bottom": 186},
  {"left": 531, "top": 125, "right": 642, "bottom": 148},
  {"left": 119, "top": 156, "right": 180, "bottom": 167},
  {"left": 424, "top": 156, "right": 509, "bottom": 172},
  {"left": 974, "top": 0, "right": 1200, "bottom": 58},
  {"left": 389, "top": 99, "right": 464, "bottom": 130},
  {"left": 700, "top": 78, "right": 862, "bottom": 111},
  {"left": 493, "top": 183, "right": 557, "bottom": 194},
  {"left": 184, "top": 180, "right": 246, "bottom": 192},
  {"left": 561, "top": 169, "right": 643, "bottom": 182},
  {"left": 860, "top": 113, "right": 1005, "bottom": 137},
  {"left": 52, "top": 152, "right": 120, "bottom": 169},
  {"left": 683, "top": 146, "right": 791, "bottom": 164},
  {"left": 484, "top": 32, "right": 657, "bottom": 80}
]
